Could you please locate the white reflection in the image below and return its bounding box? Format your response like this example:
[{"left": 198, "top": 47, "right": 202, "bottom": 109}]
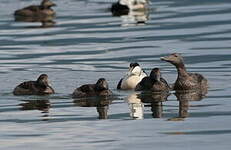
[
  {"left": 126, "top": 93, "right": 144, "bottom": 120},
  {"left": 121, "top": 10, "right": 149, "bottom": 26}
]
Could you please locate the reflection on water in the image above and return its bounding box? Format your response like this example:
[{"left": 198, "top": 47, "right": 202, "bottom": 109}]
[
  {"left": 127, "top": 88, "right": 207, "bottom": 120},
  {"left": 14, "top": 15, "right": 56, "bottom": 28},
  {"left": 19, "top": 99, "right": 50, "bottom": 113},
  {"left": 73, "top": 96, "right": 113, "bottom": 119},
  {"left": 126, "top": 93, "right": 144, "bottom": 119},
  {"left": 163, "top": 129, "right": 231, "bottom": 135},
  {"left": 139, "top": 91, "right": 169, "bottom": 118},
  {"left": 168, "top": 88, "right": 208, "bottom": 121},
  {"left": 120, "top": 10, "right": 149, "bottom": 26}
]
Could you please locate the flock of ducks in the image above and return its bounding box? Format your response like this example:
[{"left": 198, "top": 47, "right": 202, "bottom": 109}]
[
  {"left": 12, "top": 1, "right": 208, "bottom": 97},
  {"left": 14, "top": 0, "right": 149, "bottom": 26},
  {"left": 11, "top": 1, "right": 209, "bottom": 120},
  {"left": 13, "top": 53, "right": 208, "bottom": 97},
  {"left": 14, "top": 0, "right": 148, "bottom": 17}
]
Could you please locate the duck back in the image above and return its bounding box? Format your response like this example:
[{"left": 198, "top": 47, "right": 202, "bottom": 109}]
[
  {"left": 14, "top": 5, "right": 55, "bottom": 17},
  {"left": 13, "top": 81, "right": 54, "bottom": 95},
  {"left": 72, "top": 84, "right": 112, "bottom": 98},
  {"left": 174, "top": 73, "right": 208, "bottom": 90}
]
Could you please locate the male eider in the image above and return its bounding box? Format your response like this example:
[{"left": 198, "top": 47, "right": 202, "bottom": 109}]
[
  {"left": 135, "top": 68, "right": 170, "bottom": 92},
  {"left": 14, "top": 0, "right": 56, "bottom": 17},
  {"left": 13, "top": 74, "right": 55, "bottom": 95},
  {"left": 72, "top": 78, "right": 112, "bottom": 98},
  {"left": 111, "top": 0, "right": 148, "bottom": 16},
  {"left": 161, "top": 53, "right": 208, "bottom": 90},
  {"left": 117, "top": 63, "right": 147, "bottom": 90}
]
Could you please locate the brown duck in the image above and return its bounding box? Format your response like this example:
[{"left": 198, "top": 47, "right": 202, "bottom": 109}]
[
  {"left": 13, "top": 74, "right": 55, "bottom": 95},
  {"left": 135, "top": 68, "right": 170, "bottom": 92},
  {"left": 161, "top": 53, "right": 208, "bottom": 90},
  {"left": 14, "top": 0, "right": 56, "bottom": 17},
  {"left": 72, "top": 78, "right": 112, "bottom": 98}
]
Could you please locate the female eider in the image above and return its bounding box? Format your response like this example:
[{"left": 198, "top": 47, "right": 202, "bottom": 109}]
[
  {"left": 14, "top": 0, "right": 56, "bottom": 17},
  {"left": 72, "top": 78, "right": 112, "bottom": 98},
  {"left": 135, "top": 68, "right": 170, "bottom": 92},
  {"left": 161, "top": 53, "right": 208, "bottom": 90},
  {"left": 117, "top": 63, "right": 147, "bottom": 90},
  {"left": 13, "top": 74, "right": 55, "bottom": 95},
  {"left": 111, "top": 0, "right": 148, "bottom": 16}
]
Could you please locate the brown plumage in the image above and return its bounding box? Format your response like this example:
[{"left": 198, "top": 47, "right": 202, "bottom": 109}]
[
  {"left": 161, "top": 53, "right": 208, "bottom": 90},
  {"left": 135, "top": 68, "right": 170, "bottom": 92},
  {"left": 13, "top": 74, "right": 55, "bottom": 95},
  {"left": 14, "top": 0, "right": 56, "bottom": 17},
  {"left": 72, "top": 78, "right": 112, "bottom": 98}
]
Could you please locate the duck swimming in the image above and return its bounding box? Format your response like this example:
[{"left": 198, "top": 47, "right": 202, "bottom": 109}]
[
  {"left": 13, "top": 74, "right": 55, "bottom": 95},
  {"left": 117, "top": 63, "right": 147, "bottom": 90},
  {"left": 135, "top": 68, "right": 170, "bottom": 92},
  {"left": 14, "top": 0, "right": 56, "bottom": 17},
  {"left": 111, "top": 0, "right": 148, "bottom": 16},
  {"left": 161, "top": 53, "right": 208, "bottom": 90},
  {"left": 72, "top": 78, "right": 112, "bottom": 98}
]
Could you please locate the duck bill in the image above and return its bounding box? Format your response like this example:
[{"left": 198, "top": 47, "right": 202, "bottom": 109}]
[
  {"left": 127, "top": 66, "right": 134, "bottom": 75},
  {"left": 160, "top": 56, "right": 170, "bottom": 62},
  {"left": 128, "top": 66, "right": 133, "bottom": 72}
]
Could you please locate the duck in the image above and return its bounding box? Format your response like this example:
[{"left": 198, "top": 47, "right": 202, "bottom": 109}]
[
  {"left": 111, "top": 2, "right": 129, "bottom": 16},
  {"left": 13, "top": 74, "right": 55, "bottom": 95},
  {"left": 117, "top": 62, "right": 147, "bottom": 90},
  {"left": 72, "top": 78, "right": 112, "bottom": 98},
  {"left": 135, "top": 68, "right": 170, "bottom": 92},
  {"left": 14, "top": 0, "right": 56, "bottom": 17},
  {"left": 111, "top": 0, "right": 148, "bottom": 16},
  {"left": 161, "top": 53, "right": 208, "bottom": 90}
]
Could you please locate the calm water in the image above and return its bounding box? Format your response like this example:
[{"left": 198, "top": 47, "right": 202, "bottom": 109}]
[{"left": 0, "top": 0, "right": 231, "bottom": 149}]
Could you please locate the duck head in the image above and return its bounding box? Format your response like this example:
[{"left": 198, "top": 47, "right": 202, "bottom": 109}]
[
  {"left": 41, "top": 0, "right": 56, "bottom": 8},
  {"left": 129, "top": 62, "right": 142, "bottom": 75},
  {"left": 36, "top": 74, "right": 50, "bottom": 86},
  {"left": 150, "top": 68, "right": 161, "bottom": 81},
  {"left": 160, "top": 53, "right": 184, "bottom": 67},
  {"left": 95, "top": 78, "right": 109, "bottom": 91}
]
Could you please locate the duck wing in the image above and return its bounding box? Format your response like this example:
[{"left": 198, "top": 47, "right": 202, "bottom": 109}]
[
  {"left": 23, "top": 5, "right": 40, "bottom": 12},
  {"left": 135, "top": 77, "right": 150, "bottom": 91},
  {"left": 189, "top": 73, "right": 206, "bottom": 82},
  {"left": 79, "top": 84, "right": 95, "bottom": 93},
  {"left": 189, "top": 73, "right": 208, "bottom": 88},
  {"left": 18, "top": 81, "right": 36, "bottom": 89},
  {"left": 72, "top": 84, "right": 95, "bottom": 98},
  {"left": 13, "top": 81, "right": 37, "bottom": 95}
]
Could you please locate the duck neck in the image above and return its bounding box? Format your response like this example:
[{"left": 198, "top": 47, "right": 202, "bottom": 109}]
[
  {"left": 150, "top": 75, "right": 160, "bottom": 82},
  {"left": 176, "top": 63, "right": 189, "bottom": 78}
]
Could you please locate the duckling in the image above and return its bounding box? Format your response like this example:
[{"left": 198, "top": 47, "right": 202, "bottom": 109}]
[
  {"left": 117, "top": 63, "right": 147, "bottom": 90},
  {"left": 161, "top": 53, "right": 208, "bottom": 90},
  {"left": 72, "top": 78, "right": 112, "bottom": 98},
  {"left": 14, "top": 0, "right": 56, "bottom": 17},
  {"left": 135, "top": 68, "right": 170, "bottom": 92},
  {"left": 13, "top": 74, "right": 55, "bottom": 95}
]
